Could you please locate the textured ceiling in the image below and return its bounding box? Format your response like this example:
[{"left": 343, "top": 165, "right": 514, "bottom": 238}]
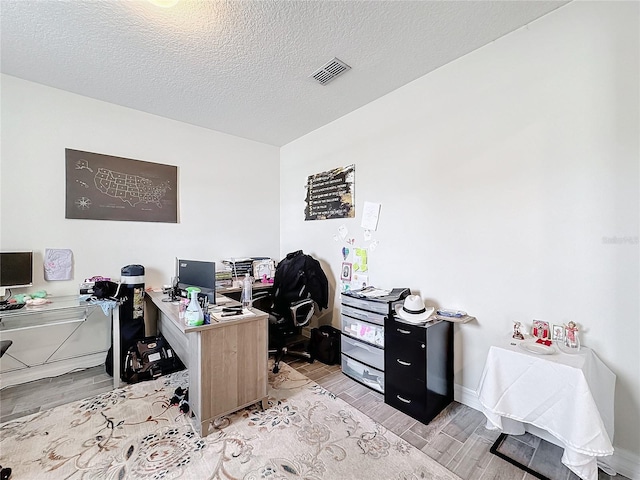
[{"left": 1, "top": 0, "right": 568, "bottom": 146}]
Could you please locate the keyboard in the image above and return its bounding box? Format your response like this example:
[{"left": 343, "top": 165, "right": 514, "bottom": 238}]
[{"left": 0, "top": 302, "right": 26, "bottom": 312}]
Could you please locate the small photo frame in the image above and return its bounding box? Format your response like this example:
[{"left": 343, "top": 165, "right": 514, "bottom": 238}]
[
  {"left": 532, "top": 320, "right": 550, "bottom": 340},
  {"left": 552, "top": 324, "right": 564, "bottom": 342},
  {"left": 341, "top": 262, "right": 352, "bottom": 281}
]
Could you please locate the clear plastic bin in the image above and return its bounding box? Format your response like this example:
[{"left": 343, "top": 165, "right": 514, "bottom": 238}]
[
  {"left": 341, "top": 295, "right": 390, "bottom": 315},
  {"left": 341, "top": 354, "right": 384, "bottom": 393},
  {"left": 341, "top": 335, "right": 384, "bottom": 371},
  {"left": 340, "top": 304, "right": 385, "bottom": 326},
  {"left": 341, "top": 314, "right": 384, "bottom": 348}
]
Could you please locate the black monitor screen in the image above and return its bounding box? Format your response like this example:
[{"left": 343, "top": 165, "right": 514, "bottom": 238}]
[
  {"left": 0, "top": 251, "right": 34, "bottom": 288},
  {"left": 176, "top": 259, "right": 215, "bottom": 301}
]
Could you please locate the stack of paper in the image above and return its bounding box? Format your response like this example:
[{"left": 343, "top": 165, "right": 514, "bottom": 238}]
[{"left": 210, "top": 309, "right": 256, "bottom": 322}]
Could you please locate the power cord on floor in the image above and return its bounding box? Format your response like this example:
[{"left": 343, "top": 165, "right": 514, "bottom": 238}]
[{"left": 170, "top": 387, "right": 190, "bottom": 416}]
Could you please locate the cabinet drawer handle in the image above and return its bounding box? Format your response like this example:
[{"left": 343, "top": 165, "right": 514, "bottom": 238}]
[
  {"left": 397, "top": 328, "right": 411, "bottom": 334},
  {"left": 396, "top": 395, "right": 412, "bottom": 404},
  {"left": 396, "top": 359, "right": 411, "bottom": 366}
]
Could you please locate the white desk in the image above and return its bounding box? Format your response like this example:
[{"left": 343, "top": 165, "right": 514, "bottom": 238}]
[
  {"left": 0, "top": 297, "right": 111, "bottom": 388},
  {"left": 88, "top": 299, "right": 121, "bottom": 390},
  {"left": 477, "top": 342, "right": 615, "bottom": 480}
]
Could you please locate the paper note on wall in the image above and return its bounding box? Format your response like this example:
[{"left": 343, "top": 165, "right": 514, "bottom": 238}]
[
  {"left": 44, "top": 248, "right": 73, "bottom": 281},
  {"left": 353, "top": 248, "right": 368, "bottom": 273},
  {"left": 351, "top": 273, "right": 368, "bottom": 290},
  {"left": 361, "top": 201, "right": 381, "bottom": 231}
]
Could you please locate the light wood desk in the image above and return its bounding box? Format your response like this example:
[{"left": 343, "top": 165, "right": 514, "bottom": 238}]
[{"left": 146, "top": 291, "right": 268, "bottom": 437}]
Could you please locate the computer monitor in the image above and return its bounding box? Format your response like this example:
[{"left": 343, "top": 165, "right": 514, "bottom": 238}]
[
  {"left": 176, "top": 258, "right": 216, "bottom": 303},
  {"left": 0, "top": 251, "right": 33, "bottom": 298}
]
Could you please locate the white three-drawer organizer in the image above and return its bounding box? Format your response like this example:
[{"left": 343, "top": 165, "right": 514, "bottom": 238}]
[{"left": 340, "top": 288, "right": 409, "bottom": 393}]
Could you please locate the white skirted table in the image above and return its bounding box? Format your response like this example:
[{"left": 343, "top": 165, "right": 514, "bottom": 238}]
[{"left": 477, "top": 341, "right": 615, "bottom": 480}]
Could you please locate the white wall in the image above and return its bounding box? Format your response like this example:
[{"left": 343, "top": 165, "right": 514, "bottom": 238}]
[
  {"left": 1, "top": 1, "right": 638, "bottom": 476},
  {"left": 1, "top": 75, "right": 281, "bottom": 292},
  {"left": 280, "top": 1, "right": 639, "bottom": 475}
]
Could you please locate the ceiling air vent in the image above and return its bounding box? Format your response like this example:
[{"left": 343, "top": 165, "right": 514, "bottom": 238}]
[{"left": 310, "top": 57, "right": 351, "bottom": 86}]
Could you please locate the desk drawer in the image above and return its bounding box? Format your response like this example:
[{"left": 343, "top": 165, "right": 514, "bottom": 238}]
[
  {"left": 385, "top": 318, "right": 427, "bottom": 341},
  {"left": 385, "top": 375, "right": 427, "bottom": 420},
  {"left": 386, "top": 340, "right": 426, "bottom": 382},
  {"left": 158, "top": 312, "right": 189, "bottom": 369},
  {"left": 341, "top": 315, "right": 384, "bottom": 348},
  {"left": 341, "top": 335, "right": 384, "bottom": 371},
  {"left": 341, "top": 355, "right": 384, "bottom": 393}
]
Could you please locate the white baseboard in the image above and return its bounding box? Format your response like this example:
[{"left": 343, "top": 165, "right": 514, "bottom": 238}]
[
  {"left": 609, "top": 447, "right": 640, "bottom": 480},
  {"left": 454, "top": 384, "right": 640, "bottom": 480},
  {"left": 0, "top": 352, "right": 107, "bottom": 389},
  {"left": 454, "top": 382, "right": 484, "bottom": 411}
]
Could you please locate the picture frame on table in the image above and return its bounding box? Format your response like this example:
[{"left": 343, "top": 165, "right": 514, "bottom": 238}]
[
  {"left": 532, "top": 320, "right": 550, "bottom": 340},
  {"left": 552, "top": 324, "right": 564, "bottom": 342}
]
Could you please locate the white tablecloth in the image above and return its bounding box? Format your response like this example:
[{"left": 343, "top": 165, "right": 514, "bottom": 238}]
[{"left": 477, "top": 342, "right": 615, "bottom": 480}]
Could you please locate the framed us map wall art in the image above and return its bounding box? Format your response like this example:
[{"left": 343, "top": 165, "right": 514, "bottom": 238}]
[{"left": 65, "top": 149, "right": 178, "bottom": 223}]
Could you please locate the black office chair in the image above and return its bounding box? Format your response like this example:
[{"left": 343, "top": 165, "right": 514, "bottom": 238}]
[{"left": 256, "top": 250, "right": 329, "bottom": 374}]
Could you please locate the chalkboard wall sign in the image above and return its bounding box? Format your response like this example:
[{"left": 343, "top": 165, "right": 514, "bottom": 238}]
[{"left": 305, "top": 164, "right": 355, "bottom": 221}]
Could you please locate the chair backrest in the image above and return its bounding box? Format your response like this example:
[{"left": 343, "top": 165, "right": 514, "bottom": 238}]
[{"left": 271, "top": 250, "right": 329, "bottom": 317}]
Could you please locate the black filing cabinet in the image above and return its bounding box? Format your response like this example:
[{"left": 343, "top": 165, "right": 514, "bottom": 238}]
[{"left": 384, "top": 316, "right": 453, "bottom": 424}]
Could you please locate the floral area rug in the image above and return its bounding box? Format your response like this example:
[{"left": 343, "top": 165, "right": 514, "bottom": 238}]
[{"left": 0, "top": 363, "right": 462, "bottom": 479}]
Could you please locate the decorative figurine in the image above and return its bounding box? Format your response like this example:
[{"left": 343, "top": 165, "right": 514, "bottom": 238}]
[
  {"left": 552, "top": 324, "right": 564, "bottom": 342},
  {"left": 564, "top": 321, "right": 580, "bottom": 349},
  {"left": 532, "top": 320, "right": 550, "bottom": 340},
  {"left": 512, "top": 321, "right": 524, "bottom": 340}
]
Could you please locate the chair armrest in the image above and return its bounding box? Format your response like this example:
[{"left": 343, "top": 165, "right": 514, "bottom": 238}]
[
  {"left": 290, "top": 298, "right": 314, "bottom": 327},
  {"left": 253, "top": 290, "right": 271, "bottom": 301},
  {"left": 250, "top": 290, "right": 272, "bottom": 311}
]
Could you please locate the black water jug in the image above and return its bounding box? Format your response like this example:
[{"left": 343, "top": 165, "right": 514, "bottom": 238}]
[{"left": 106, "top": 264, "right": 146, "bottom": 380}]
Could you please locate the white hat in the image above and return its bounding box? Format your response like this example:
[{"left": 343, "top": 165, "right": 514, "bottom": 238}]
[{"left": 394, "top": 295, "right": 434, "bottom": 323}]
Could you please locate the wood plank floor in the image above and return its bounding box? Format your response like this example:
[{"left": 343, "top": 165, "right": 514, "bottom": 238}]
[
  {"left": 0, "top": 359, "right": 627, "bottom": 480},
  {"left": 288, "top": 358, "right": 625, "bottom": 480}
]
